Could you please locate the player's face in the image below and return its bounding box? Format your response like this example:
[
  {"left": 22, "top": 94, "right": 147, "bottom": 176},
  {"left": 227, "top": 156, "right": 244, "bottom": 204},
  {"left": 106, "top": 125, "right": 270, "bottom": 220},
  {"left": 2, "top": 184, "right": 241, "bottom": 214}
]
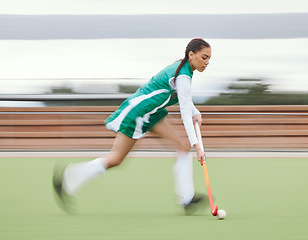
[{"left": 189, "top": 47, "right": 211, "bottom": 72}]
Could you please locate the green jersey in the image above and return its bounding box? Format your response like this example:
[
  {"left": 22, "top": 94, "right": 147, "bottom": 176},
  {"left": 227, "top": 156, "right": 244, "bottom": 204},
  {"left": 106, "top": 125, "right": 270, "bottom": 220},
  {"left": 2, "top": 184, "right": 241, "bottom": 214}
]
[{"left": 105, "top": 60, "right": 193, "bottom": 139}]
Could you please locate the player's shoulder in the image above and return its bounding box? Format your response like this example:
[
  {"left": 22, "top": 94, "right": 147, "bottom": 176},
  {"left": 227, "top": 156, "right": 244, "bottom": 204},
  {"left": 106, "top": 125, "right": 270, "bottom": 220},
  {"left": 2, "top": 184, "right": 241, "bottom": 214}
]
[
  {"left": 178, "top": 61, "right": 193, "bottom": 78},
  {"left": 161, "top": 60, "right": 192, "bottom": 77}
]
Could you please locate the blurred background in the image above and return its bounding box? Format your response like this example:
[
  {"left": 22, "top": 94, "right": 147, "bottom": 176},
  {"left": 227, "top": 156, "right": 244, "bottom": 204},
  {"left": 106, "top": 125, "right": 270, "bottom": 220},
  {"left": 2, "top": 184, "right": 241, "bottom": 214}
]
[
  {"left": 0, "top": 0, "right": 307, "bottom": 150},
  {"left": 0, "top": 0, "right": 307, "bottom": 107}
]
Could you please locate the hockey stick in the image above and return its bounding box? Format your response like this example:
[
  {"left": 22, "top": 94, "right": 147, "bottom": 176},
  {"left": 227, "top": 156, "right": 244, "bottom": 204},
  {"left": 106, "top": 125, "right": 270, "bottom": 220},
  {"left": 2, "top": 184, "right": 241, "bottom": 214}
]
[{"left": 195, "top": 122, "right": 218, "bottom": 216}]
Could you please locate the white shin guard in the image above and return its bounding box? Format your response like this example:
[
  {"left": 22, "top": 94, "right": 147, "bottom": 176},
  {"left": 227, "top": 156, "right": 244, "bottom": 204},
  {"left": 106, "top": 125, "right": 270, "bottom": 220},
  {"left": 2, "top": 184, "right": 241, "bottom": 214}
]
[
  {"left": 173, "top": 151, "right": 195, "bottom": 206},
  {"left": 63, "top": 158, "right": 106, "bottom": 196}
]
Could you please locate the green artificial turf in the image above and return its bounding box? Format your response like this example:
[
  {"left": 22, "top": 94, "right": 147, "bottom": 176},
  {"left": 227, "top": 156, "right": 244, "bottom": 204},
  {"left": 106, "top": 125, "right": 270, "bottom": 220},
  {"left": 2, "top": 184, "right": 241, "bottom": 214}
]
[{"left": 0, "top": 156, "right": 307, "bottom": 240}]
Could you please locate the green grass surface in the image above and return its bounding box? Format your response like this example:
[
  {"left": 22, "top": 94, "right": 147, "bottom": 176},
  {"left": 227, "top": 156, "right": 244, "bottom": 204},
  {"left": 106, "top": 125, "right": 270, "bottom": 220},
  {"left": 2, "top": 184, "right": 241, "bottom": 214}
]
[{"left": 0, "top": 156, "right": 308, "bottom": 240}]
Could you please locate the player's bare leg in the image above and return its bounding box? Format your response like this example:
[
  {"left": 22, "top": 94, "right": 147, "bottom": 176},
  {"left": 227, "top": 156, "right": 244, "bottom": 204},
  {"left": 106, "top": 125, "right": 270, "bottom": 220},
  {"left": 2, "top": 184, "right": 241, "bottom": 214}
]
[{"left": 52, "top": 132, "right": 137, "bottom": 212}]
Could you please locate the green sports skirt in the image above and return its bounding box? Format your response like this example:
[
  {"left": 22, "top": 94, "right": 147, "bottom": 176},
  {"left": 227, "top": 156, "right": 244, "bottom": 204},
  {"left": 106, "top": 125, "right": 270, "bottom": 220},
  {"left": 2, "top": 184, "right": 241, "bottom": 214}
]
[{"left": 105, "top": 89, "right": 173, "bottom": 139}]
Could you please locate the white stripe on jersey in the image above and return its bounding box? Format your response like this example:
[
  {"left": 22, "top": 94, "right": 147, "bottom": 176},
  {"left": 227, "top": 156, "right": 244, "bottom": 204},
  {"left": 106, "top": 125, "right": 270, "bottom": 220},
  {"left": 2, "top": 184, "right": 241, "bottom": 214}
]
[
  {"left": 132, "top": 95, "right": 171, "bottom": 138},
  {"left": 105, "top": 89, "right": 169, "bottom": 135}
]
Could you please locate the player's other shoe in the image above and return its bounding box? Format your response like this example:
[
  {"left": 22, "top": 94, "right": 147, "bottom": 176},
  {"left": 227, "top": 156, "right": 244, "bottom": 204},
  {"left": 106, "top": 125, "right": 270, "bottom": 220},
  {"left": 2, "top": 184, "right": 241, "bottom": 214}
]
[
  {"left": 52, "top": 162, "right": 75, "bottom": 214},
  {"left": 184, "top": 193, "right": 208, "bottom": 215}
]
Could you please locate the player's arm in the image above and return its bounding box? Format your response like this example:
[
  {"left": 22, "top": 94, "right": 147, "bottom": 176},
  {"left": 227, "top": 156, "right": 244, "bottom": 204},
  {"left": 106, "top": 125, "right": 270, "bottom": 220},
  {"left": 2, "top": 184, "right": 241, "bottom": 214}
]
[
  {"left": 176, "top": 75, "right": 204, "bottom": 161},
  {"left": 192, "top": 102, "right": 202, "bottom": 127}
]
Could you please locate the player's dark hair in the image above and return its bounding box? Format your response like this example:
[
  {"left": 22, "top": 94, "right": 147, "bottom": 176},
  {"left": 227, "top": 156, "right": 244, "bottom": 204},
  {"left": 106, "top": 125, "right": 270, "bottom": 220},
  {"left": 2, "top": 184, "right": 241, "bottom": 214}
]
[{"left": 174, "top": 38, "right": 210, "bottom": 84}]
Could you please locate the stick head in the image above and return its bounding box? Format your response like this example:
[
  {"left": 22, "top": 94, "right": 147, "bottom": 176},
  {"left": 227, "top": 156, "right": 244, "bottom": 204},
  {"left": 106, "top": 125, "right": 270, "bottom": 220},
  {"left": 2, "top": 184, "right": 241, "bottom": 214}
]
[{"left": 211, "top": 204, "right": 218, "bottom": 216}]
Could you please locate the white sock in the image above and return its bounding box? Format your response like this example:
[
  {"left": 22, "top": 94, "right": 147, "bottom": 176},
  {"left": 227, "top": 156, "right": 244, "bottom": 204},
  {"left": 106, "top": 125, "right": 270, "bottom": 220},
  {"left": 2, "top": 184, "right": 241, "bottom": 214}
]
[
  {"left": 173, "top": 151, "right": 195, "bottom": 206},
  {"left": 63, "top": 158, "right": 107, "bottom": 196}
]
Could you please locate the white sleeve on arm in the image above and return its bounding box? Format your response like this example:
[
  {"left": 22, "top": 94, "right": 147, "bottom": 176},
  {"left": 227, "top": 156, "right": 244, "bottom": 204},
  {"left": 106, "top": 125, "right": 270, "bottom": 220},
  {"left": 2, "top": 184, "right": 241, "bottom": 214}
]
[
  {"left": 191, "top": 102, "right": 200, "bottom": 117},
  {"left": 176, "top": 75, "right": 199, "bottom": 147}
]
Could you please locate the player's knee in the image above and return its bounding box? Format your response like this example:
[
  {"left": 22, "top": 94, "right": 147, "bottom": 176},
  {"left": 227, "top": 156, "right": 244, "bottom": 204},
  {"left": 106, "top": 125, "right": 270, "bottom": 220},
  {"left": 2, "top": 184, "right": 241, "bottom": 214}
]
[
  {"left": 106, "top": 155, "right": 124, "bottom": 168},
  {"left": 177, "top": 140, "right": 191, "bottom": 152}
]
